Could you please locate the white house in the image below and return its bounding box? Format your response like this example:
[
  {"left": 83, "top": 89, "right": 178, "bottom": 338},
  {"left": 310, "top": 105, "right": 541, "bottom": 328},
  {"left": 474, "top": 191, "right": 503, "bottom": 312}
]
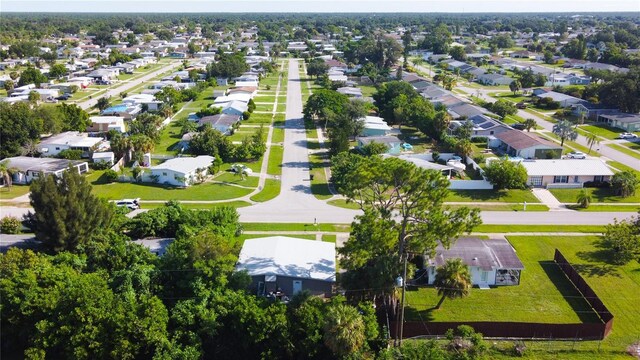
[
  {"left": 87, "top": 116, "right": 126, "bottom": 133},
  {"left": 426, "top": 238, "right": 524, "bottom": 288},
  {"left": 235, "top": 236, "right": 336, "bottom": 297},
  {"left": 38, "top": 131, "right": 105, "bottom": 158},
  {"left": 146, "top": 155, "right": 214, "bottom": 187},
  {"left": 519, "top": 159, "right": 615, "bottom": 188},
  {"left": 222, "top": 100, "right": 249, "bottom": 116},
  {"left": 0, "top": 157, "right": 89, "bottom": 185}
]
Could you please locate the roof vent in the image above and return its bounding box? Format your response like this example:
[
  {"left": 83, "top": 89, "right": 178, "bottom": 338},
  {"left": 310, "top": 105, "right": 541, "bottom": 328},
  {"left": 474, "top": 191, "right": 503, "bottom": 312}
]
[{"left": 473, "top": 257, "right": 478, "bottom": 261}]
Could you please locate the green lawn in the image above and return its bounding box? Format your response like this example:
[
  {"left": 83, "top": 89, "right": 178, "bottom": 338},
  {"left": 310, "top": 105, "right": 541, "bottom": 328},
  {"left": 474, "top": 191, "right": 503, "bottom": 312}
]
[
  {"left": 327, "top": 198, "right": 361, "bottom": 210},
  {"left": 253, "top": 95, "right": 277, "bottom": 103},
  {"left": 473, "top": 224, "right": 607, "bottom": 233},
  {"left": 271, "top": 127, "right": 284, "bottom": 144},
  {"left": 155, "top": 122, "right": 182, "bottom": 155},
  {"left": 447, "top": 204, "right": 549, "bottom": 211},
  {"left": 580, "top": 124, "right": 624, "bottom": 140},
  {"left": 267, "top": 145, "right": 284, "bottom": 175},
  {"left": 549, "top": 188, "right": 640, "bottom": 204},
  {"left": 249, "top": 179, "right": 281, "bottom": 202},
  {"left": 446, "top": 189, "right": 540, "bottom": 203},
  {"left": 0, "top": 185, "right": 30, "bottom": 200},
  {"left": 309, "top": 144, "right": 332, "bottom": 200},
  {"left": 606, "top": 161, "right": 640, "bottom": 178},
  {"left": 141, "top": 201, "right": 252, "bottom": 210},
  {"left": 241, "top": 223, "right": 351, "bottom": 232},
  {"left": 254, "top": 103, "right": 274, "bottom": 112},
  {"left": 322, "top": 234, "right": 337, "bottom": 243},
  {"left": 214, "top": 172, "right": 259, "bottom": 188},
  {"left": 245, "top": 113, "right": 273, "bottom": 124},
  {"left": 496, "top": 235, "right": 640, "bottom": 358},
  {"left": 405, "top": 236, "right": 600, "bottom": 324},
  {"left": 88, "top": 171, "right": 253, "bottom": 201},
  {"left": 567, "top": 204, "right": 640, "bottom": 212}
]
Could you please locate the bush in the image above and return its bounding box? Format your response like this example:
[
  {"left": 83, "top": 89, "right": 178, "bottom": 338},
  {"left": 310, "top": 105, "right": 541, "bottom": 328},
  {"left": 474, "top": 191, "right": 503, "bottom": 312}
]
[
  {"left": 91, "top": 161, "right": 112, "bottom": 170},
  {"left": 104, "top": 169, "right": 118, "bottom": 183},
  {"left": 0, "top": 216, "right": 22, "bottom": 234},
  {"left": 470, "top": 136, "right": 488, "bottom": 144},
  {"left": 583, "top": 181, "right": 610, "bottom": 188},
  {"left": 57, "top": 149, "right": 83, "bottom": 160},
  {"left": 242, "top": 111, "right": 251, "bottom": 120}
]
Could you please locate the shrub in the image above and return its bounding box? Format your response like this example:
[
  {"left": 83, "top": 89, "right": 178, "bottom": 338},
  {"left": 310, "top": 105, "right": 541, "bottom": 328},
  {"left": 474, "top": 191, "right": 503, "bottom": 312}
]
[
  {"left": 57, "top": 149, "right": 83, "bottom": 160},
  {"left": 104, "top": 169, "right": 118, "bottom": 183},
  {"left": 242, "top": 111, "right": 251, "bottom": 120},
  {"left": 91, "top": 161, "right": 111, "bottom": 170},
  {"left": 0, "top": 216, "right": 22, "bottom": 234}
]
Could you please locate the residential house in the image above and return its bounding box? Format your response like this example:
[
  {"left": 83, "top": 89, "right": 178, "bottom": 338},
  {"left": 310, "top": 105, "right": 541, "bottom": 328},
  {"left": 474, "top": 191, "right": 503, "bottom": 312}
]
[
  {"left": 572, "top": 102, "right": 617, "bottom": 121},
  {"left": 0, "top": 156, "right": 89, "bottom": 184},
  {"left": 477, "top": 73, "right": 514, "bottom": 86},
  {"left": 86, "top": 68, "right": 119, "bottom": 81},
  {"left": 534, "top": 90, "right": 584, "bottom": 108},
  {"left": 425, "top": 238, "right": 524, "bottom": 287},
  {"left": 450, "top": 114, "right": 511, "bottom": 137},
  {"left": 360, "top": 116, "right": 391, "bottom": 137},
  {"left": 10, "top": 88, "right": 59, "bottom": 101},
  {"left": 597, "top": 113, "right": 640, "bottom": 132},
  {"left": 519, "top": 159, "right": 613, "bottom": 188},
  {"left": 198, "top": 114, "right": 242, "bottom": 135},
  {"left": 235, "top": 236, "right": 336, "bottom": 297},
  {"left": 337, "top": 87, "right": 363, "bottom": 98},
  {"left": 391, "top": 154, "right": 455, "bottom": 177},
  {"left": 92, "top": 152, "right": 115, "bottom": 166},
  {"left": 447, "top": 103, "right": 488, "bottom": 119},
  {"left": 87, "top": 116, "right": 126, "bottom": 133},
  {"left": 221, "top": 100, "right": 249, "bottom": 116},
  {"left": 100, "top": 104, "right": 142, "bottom": 120},
  {"left": 227, "top": 86, "right": 258, "bottom": 98},
  {"left": 145, "top": 155, "right": 214, "bottom": 187},
  {"left": 492, "top": 129, "right": 563, "bottom": 159},
  {"left": 121, "top": 93, "right": 163, "bottom": 111},
  {"left": 38, "top": 131, "right": 105, "bottom": 158},
  {"left": 356, "top": 135, "right": 402, "bottom": 155}
]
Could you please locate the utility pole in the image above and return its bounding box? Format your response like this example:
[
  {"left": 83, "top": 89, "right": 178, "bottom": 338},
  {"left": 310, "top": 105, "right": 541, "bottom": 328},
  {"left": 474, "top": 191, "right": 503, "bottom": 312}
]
[{"left": 398, "top": 252, "right": 408, "bottom": 347}]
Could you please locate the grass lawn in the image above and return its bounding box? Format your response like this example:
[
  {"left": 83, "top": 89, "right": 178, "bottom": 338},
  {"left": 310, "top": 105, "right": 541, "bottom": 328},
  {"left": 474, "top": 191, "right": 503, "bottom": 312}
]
[
  {"left": 254, "top": 103, "right": 274, "bottom": 112},
  {"left": 580, "top": 124, "right": 624, "bottom": 140},
  {"left": 245, "top": 113, "right": 273, "bottom": 124},
  {"left": 327, "top": 198, "right": 361, "bottom": 210},
  {"left": 549, "top": 188, "right": 640, "bottom": 204},
  {"left": 250, "top": 179, "right": 281, "bottom": 202},
  {"left": 214, "top": 172, "right": 259, "bottom": 188},
  {"left": 473, "top": 224, "right": 607, "bottom": 233},
  {"left": 405, "top": 236, "right": 600, "bottom": 324},
  {"left": 271, "top": 127, "right": 284, "bottom": 144},
  {"left": 267, "top": 145, "right": 284, "bottom": 175},
  {"left": 253, "top": 95, "right": 277, "bottom": 103},
  {"left": 88, "top": 170, "right": 253, "bottom": 200},
  {"left": 494, "top": 235, "right": 640, "bottom": 358},
  {"left": 447, "top": 203, "right": 549, "bottom": 211},
  {"left": 446, "top": 189, "right": 540, "bottom": 203},
  {"left": 619, "top": 140, "right": 640, "bottom": 152},
  {"left": 606, "top": 161, "right": 640, "bottom": 178},
  {"left": 607, "top": 143, "right": 640, "bottom": 161},
  {"left": 309, "top": 145, "right": 332, "bottom": 200},
  {"left": 322, "top": 234, "right": 337, "bottom": 243},
  {"left": 141, "top": 201, "right": 252, "bottom": 210},
  {"left": 155, "top": 122, "right": 182, "bottom": 155},
  {"left": 241, "top": 223, "right": 351, "bottom": 232},
  {"left": 0, "top": 185, "right": 30, "bottom": 200},
  {"left": 567, "top": 204, "right": 640, "bottom": 212}
]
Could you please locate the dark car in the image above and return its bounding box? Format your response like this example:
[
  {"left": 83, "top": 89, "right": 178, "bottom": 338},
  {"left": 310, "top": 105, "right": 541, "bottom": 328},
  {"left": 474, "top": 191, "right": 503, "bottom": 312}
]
[
  {"left": 511, "top": 123, "right": 526, "bottom": 130},
  {"left": 516, "top": 102, "right": 528, "bottom": 109},
  {"left": 57, "top": 94, "right": 71, "bottom": 100}
]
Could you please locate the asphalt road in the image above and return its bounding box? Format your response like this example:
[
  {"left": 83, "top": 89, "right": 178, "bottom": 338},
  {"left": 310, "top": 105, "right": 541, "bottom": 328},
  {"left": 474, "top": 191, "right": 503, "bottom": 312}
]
[
  {"left": 77, "top": 61, "right": 182, "bottom": 110},
  {"left": 237, "top": 60, "right": 362, "bottom": 223}
]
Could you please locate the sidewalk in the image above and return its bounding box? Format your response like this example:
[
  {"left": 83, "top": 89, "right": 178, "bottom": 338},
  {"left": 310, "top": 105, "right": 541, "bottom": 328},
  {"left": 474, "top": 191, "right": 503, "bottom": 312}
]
[{"left": 531, "top": 188, "right": 571, "bottom": 211}]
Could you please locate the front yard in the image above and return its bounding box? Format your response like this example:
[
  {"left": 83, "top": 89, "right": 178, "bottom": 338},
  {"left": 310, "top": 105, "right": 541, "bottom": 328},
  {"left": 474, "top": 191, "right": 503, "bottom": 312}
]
[
  {"left": 445, "top": 189, "right": 540, "bottom": 203},
  {"left": 549, "top": 187, "right": 640, "bottom": 204}
]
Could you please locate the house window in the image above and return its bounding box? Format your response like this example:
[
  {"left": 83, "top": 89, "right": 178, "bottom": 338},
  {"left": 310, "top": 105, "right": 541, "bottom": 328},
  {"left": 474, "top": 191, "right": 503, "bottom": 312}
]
[
  {"left": 594, "top": 176, "right": 604, "bottom": 182},
  {"left": 162, "top": 172, "right": 167, "bottom": 176},
  {"left": 574, "top": 176, "right": 580, "bottom": 183},
  {"left": 55, "top": 147, "right": 60, "bottom": 150},
  {"left": 530, "top": 176, "right": 543, "bottom": 186},
  {"left": 553, "top": 176, "right": 568, "bottom": 183}
]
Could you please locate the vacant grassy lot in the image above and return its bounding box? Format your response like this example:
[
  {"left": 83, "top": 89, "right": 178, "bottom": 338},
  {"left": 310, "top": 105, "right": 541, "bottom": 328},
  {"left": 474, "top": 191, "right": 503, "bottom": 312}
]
[
  {"left": 0, "top": 185, "right": 31, "bottom": 200},
  {"left": 550, "top": 187, "right": 640, "bottom": 203},
  {"left": 249, "top": 179, "right": 281, "bottom": 202},
  {"left": 446, "top": 189, "right": 540, "bottom": 203},
  {"left": 405, "top": 236, "right": 600, "bottom": 324}
]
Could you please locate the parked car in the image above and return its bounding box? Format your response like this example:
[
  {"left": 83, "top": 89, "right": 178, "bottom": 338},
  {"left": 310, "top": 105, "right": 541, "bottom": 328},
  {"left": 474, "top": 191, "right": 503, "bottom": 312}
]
[
  {"left": 618, "top": 132, "right": 638, "bottom": 139},
  {"left": 116, "top": 198, "right": 140, "bottom": 210},
  {"left": 516, "top": 102, "right": 528, "bottom": 109},
  {"left": 511, "top": 123, "right": 526, "bottom": 130},
  {"left": 567, "top": 151, "right": 587, "bottom": 159},
  {"left": 57, "top": 93, "right": 71, "bottom": 100},
  {"left": 231, "top": 164, "right": 253, "bottom": 175}
]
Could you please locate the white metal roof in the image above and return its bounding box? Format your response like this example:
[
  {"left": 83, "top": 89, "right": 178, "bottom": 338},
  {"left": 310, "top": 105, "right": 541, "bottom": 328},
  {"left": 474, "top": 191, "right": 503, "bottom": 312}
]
[
  {"left": 150, "top": 155, "right": 214, "bottom": 175},
  {"left": 520, "top": 159, "right": 614, "bottom": 176},
  {"left": 235, "top": 236, "right": 336, "bottom": 282},
  {"left": 39, "top": 131, "right": 103, "bottom": 148}
]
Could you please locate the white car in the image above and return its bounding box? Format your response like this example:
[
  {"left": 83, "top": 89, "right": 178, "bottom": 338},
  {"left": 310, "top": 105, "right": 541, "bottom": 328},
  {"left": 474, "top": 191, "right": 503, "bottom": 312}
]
[
  {"left": 231, "top": 164, "right": 253, "bottom": 175},
  {"left": 618, "top": 133, "right": 638, "bottom": 139},
  {"left": 115, "top": 198, "right": 140, "bottom": 210},
  {"left": 567, "top": 151, "right": 587, "bottom": 159}
]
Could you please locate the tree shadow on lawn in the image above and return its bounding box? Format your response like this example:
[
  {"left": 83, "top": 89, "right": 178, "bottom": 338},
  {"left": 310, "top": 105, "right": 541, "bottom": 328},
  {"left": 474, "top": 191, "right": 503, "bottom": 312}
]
[
  {"left": 538, "top": 260, "right": 601, "bottom": 323},
  {"left": 573, "top": 238, "right": 624, "bottom": 278},
  {"left": 403, "top": 286, "right": 437, "bottom": 322},
  {"left": 449, "top": 190, "right": 514, "bottom": 201}
]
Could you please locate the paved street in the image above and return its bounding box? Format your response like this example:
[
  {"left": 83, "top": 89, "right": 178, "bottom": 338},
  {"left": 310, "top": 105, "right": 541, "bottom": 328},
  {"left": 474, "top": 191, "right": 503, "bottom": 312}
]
[
  {"left": 76, "top": 61, "right": 182, "bottom": 110},
  {"left": 237, "top": 60, "right": 362, "bottom": 223}
]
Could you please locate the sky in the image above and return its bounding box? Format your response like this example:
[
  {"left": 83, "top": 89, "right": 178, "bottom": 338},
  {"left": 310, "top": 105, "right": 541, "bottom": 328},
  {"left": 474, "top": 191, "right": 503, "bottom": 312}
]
[{"left": 2, "top": 0, "right": 639, "bottom": 13}]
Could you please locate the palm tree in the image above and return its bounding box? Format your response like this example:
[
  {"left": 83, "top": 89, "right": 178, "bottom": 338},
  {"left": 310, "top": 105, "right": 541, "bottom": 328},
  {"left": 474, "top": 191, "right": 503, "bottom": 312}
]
[
  {"left": 611, "top": 171, "right": 639, "bottom": 198},
  {"left": 434, "top": 258, "right": 472, "bottom": 309},
  {"left": 586, "top": 133, "right": 600, "bottom": 154},
  {"left": 552, "top": 120, "right": 578, "bottom": 147},
  {"left": 0, "top": 163, "right": 16, "bottom": 190},
  {"left": 509, "top": 80, "right": 522, "bottom": 95},
  {"left": 323, "top": 304, "right": 366, "bottom": 358},
  {"left": 523, "top": 118, "right": 537, "bottom": 132},
  {"left": 576, "top": 189, "right": 592, "bottom": 209},
  {"left": 161, "top": 105, "right": 174, "bottom": 119},
  {"left": 455, "top": 139, "right": 473, "bottom": 161},
  {"left": 442, "top": 74, "right": 457, "bottom": 91}
]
